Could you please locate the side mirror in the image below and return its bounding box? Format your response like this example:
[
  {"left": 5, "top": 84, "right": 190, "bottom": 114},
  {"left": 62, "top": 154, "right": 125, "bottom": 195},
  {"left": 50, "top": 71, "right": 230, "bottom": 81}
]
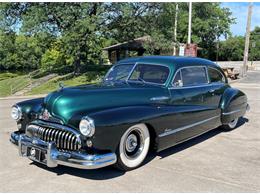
[{"left": 174, "top": 80, "right": 183, "bottom": 87}]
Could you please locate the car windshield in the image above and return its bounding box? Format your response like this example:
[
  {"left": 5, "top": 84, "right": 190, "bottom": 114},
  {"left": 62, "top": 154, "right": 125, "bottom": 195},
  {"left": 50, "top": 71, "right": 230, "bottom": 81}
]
[{"left": 104, "top": 64, "right": 134, "bottom": 81}]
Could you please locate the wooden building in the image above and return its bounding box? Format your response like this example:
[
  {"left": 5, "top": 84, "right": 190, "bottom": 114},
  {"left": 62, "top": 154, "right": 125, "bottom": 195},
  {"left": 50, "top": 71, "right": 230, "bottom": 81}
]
[{"left": 103, "top": 36, "right": 200, "bottom": 64}]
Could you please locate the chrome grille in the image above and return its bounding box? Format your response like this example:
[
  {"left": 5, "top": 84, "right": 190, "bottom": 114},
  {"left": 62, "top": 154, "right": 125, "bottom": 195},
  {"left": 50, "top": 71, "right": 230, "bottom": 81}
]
[{"left": 26, "top": 124, "right": 81, "bottom": 151}]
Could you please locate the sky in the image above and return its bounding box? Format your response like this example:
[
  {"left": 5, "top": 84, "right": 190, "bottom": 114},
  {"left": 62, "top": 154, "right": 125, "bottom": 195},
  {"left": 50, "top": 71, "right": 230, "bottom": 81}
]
[{"left": 221, "top": 2, "right": 260, "bottom": 37}]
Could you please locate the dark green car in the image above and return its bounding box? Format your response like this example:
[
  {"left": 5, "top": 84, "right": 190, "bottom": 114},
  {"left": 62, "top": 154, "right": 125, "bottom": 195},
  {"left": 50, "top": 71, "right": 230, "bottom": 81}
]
[{"left": 10, "top": 56, "right": 249, "bottom": 171}]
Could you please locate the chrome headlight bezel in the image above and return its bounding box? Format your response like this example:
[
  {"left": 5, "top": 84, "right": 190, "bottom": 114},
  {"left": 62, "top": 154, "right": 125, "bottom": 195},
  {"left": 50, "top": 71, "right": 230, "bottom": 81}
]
[
  {"left": 79, "top": 116, "right": 95, "bottom": 137},
  {"left": 11, "top": 105, "right": 22, "bottom": 121}
]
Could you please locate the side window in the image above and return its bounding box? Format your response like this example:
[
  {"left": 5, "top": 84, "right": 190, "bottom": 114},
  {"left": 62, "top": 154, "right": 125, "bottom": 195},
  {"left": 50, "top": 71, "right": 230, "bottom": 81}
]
[
  {"left": 208, "top": 67, "right": 225, "bottom": 83},
  {"left": 172, "top": 71, "right": 183, "bottom": 87},
  {"left": 129, "top": 64, "right": 170, "bottom": 84},
  {"left": 181, "top": 67, "right": 208, "bottom": 86}
]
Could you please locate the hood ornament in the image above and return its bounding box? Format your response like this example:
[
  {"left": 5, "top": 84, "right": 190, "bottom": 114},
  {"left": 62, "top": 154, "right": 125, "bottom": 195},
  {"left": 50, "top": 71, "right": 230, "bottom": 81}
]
[{"left": 58, "top": 82, "right": 65, "bottom": 91}]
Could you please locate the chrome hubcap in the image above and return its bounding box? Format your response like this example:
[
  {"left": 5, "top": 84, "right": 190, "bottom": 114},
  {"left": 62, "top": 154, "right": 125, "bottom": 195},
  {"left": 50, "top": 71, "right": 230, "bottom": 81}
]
[
  {"left": 229, "top": 118, "right": 238, "bottom": 128},
  {"left": 126, "top": 134, "right": 138, "bottom": 152},
  {"left": 123, "top": 129, "right": 144, "bottom": 159}
]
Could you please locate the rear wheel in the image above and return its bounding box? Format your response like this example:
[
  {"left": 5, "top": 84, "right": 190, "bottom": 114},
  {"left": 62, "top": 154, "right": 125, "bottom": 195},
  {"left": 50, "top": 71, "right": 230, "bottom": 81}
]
[
  {"left": 222, "top": 117, "right": 239, "bottom": 131},
  {"left": 115, "top": 123, "right": 150, "bottom": 171}
]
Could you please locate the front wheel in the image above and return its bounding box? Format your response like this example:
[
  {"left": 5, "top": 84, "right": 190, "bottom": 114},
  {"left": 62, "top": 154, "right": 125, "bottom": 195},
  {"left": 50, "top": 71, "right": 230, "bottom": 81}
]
[
  {"left": 115, "top": 123, "right": 150, "bottom": 171},
  {"left": 221, "top": 117, "right": 239, "bottom": 131}
]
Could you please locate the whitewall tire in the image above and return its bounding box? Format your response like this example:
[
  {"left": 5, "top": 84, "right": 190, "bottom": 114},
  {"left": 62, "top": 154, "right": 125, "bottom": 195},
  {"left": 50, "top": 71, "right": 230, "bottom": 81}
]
[
  {"left": 115, "top": 123, "right": 150, "bottom": 171},
  {"left": 222, "top": 117, "right": 239, "bottom": 131}
]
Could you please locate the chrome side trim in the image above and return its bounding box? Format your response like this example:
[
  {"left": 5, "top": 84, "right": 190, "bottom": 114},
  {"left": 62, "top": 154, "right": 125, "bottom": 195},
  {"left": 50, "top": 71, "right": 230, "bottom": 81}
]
[
  {"left": 222, "top": 109, "right": 241, "bottom": 115},
  {"left": 159, "top": 115, "right": 220, "bottom": 138},
  {"left": 10, "top": 132, "right": 117, "bottom": 170},
  {"left": 150, "top": 96, "right": 170, "bottom": 101}
]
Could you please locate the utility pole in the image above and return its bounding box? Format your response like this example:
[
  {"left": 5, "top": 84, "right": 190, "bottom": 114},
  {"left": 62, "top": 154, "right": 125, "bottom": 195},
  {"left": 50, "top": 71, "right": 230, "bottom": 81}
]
[
  {"left": 242, "top": 3, "right": 253, "bottom": 77},
  {"left": 187, "top": 1, "right": 192, "bottom": 44},
  {"left": 173, "top": 3, "right": 178, "bottom": 55}
]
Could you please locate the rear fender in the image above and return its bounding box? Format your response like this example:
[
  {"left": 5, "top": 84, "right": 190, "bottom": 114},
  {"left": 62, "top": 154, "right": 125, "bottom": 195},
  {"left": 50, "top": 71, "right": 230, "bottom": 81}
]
[{"left": 220, "top": 87, "right": 247, "bottom": 124}]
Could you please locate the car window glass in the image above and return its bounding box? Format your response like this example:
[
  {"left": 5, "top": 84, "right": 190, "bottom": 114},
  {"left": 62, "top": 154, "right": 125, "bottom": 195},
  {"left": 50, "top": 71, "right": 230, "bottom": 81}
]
[
  {"left": 208, "top": 67, "right": 225, "bottom": 83},
  {"left": 172, "top": 71, "right": 183, "bottom": 87},
  {"left": 181, "top": 67, "right": 208, "bottom": 86},
  {"left": 105, "top": 64, "right": 134, "bottom": 81},
  {"left": 129, "top": 64, "right": 169, "bottom": 84}
]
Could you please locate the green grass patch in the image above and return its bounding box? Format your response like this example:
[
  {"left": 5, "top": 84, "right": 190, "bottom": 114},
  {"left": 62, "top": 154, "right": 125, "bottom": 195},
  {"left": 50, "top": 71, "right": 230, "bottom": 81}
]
[
  {"left": 27, "top": 71, "right": 105, "bottom": 95},
  {"left": 0, "top": 75, "right": 31, "bottom": 97},
  {"left": 0, "top": 72, "right": 22, "bottom": 81}
]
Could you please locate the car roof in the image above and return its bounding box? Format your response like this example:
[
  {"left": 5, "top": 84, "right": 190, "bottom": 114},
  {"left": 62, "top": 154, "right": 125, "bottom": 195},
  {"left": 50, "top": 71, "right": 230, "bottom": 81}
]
[{"left": 117, "top": 56, "right": 219, "bottom": 68}]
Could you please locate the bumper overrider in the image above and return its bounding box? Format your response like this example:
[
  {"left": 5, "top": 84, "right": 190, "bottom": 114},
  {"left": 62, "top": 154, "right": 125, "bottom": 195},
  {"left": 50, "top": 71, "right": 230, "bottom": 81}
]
[{"left": 10, "top": 132, "right": 117, "bottom": 169}]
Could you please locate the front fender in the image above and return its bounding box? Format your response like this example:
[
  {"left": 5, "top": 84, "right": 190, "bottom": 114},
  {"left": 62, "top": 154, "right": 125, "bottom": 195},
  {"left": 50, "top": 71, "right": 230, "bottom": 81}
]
[
  {"left": 86, "top": 105, "right": 175, "bottom": 152},
  {"left": 15, "top": 98, "right": 44, "bottom": 130},
  {"left": 220, "top": 87, "right": 247, "bottom": 124}
]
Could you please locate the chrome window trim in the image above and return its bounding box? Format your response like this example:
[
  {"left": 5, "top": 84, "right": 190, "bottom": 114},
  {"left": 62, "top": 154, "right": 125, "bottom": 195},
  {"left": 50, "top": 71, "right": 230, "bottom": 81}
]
[
  {"left": 127, "top": 62, "right": 172, "bottom": 86},
  {"left": 159, "top": 115, "right": 220, "bottom": 138},
  {"left": 207, "top": 66, "right": 227, "bottom": 84},
  {"left": 170, "top": 65, "right": 209, "bottom": 89},
  {"left": 126, "top": 62, "right": 138, "bottom": 80},
  {"left": 169, "top": 83, "right": 220, "bottom": 90}
]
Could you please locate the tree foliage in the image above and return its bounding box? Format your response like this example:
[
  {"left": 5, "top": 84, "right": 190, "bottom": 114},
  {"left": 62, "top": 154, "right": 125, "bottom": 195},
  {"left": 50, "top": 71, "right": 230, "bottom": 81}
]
[
  {"left": 217, "top": 27, "right": 260, "bottom": 61},
  {"left": 0, "top": 2, "right": 258, "bottom": 72},
  {"left": 218, "top": 36, "right": 245, "bottom": 61}
]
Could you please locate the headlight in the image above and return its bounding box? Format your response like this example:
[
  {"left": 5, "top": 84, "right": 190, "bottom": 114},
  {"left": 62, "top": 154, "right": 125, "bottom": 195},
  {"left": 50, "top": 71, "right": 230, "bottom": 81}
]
[
  {"left": 11, "top": 106, "right": 22, "bottom": 121},
  {"left": 79, "top": 117, "right": 95, "bottom": 137}
]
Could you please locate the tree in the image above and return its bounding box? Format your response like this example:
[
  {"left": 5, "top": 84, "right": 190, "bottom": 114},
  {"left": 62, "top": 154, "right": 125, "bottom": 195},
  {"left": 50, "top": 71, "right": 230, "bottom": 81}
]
[
  {"left": 105, "top": 3, "right": 234, "bottom": 60},
  {"left": 218, "top": 36, "right": 244, "bottom": 61},
  {"left": 0, "top": 2, "right": 239, "bottom": 71},
  {"left": 104, "top": 3, "right": 158, "bottom": 43},
  {"left": 0, "top": 31, "right": 16, "bottom": 69},
  {"left": 249, "top": 26, "right": 260, "bottom": 61},
  {"left": 0, "top": 2, "right": 106, "bottom": 72}
]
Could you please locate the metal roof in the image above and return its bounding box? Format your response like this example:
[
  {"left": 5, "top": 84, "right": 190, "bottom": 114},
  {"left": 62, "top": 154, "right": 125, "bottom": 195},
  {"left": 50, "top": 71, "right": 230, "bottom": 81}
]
[{"left": 117, "top": 56, "right": 217, "bottom": 67}]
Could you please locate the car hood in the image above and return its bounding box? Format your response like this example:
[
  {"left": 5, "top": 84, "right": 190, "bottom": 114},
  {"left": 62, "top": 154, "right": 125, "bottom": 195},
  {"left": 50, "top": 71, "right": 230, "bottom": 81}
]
[{"left": 43, "top": 82, "right": 168, "bottom": 125}]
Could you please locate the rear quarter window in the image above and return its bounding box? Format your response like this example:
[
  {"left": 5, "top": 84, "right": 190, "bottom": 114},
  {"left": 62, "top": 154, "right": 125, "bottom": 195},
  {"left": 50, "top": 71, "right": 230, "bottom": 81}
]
[{"left": 208, "top": 67, "right": 226, "bottom": 83}]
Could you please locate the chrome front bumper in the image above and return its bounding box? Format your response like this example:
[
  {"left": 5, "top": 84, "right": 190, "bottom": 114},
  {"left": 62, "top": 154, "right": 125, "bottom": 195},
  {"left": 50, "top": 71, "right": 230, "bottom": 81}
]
[{"left": 10, "top": 132, "right": 117, "bottom": 169}]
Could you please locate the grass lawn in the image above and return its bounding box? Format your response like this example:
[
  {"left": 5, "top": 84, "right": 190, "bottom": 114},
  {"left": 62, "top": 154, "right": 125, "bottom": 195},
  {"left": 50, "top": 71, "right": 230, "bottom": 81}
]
[
  {"left": 0, "top": 72, "right": 22, "bottom": 81},
  {"left": 0, "top": 74, "right": 31, "bottom": 97},
  {"left": 26, "top": 71, "right": 104, "bottom": 95}
]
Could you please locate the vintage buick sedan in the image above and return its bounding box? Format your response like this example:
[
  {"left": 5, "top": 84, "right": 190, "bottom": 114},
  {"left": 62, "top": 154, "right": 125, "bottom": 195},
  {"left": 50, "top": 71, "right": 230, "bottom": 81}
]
[{"left": 10, "top": 56, "right": 249, "bottom": 171}]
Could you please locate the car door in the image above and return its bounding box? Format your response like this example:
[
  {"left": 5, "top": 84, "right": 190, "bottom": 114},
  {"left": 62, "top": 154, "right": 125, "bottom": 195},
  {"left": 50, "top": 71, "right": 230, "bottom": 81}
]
[
  {"left": 206, "top": 66, "right": 228, "bottom": 109},
  {"left": 167, "top": 66, "right": 219, "bottom": 143}
]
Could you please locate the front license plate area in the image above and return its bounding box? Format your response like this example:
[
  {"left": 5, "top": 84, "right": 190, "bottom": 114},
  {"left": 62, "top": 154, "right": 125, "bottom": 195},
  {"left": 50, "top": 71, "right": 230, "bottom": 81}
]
[{"left": 26, "top": 146, "right": 46, "bottom": 163}]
